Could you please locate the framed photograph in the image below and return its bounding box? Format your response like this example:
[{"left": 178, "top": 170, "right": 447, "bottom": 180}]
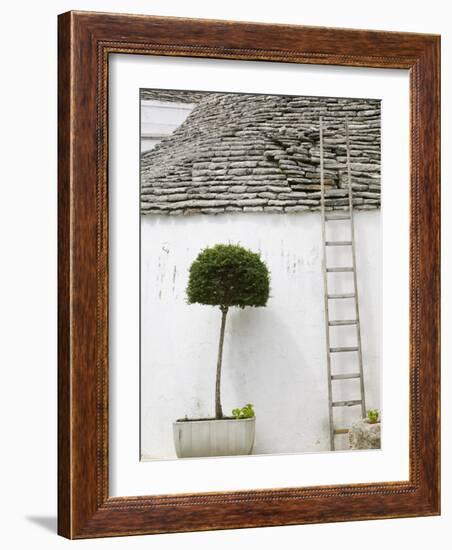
[{"left": 58, "top": 11, "right": 440, "bottom": 538}]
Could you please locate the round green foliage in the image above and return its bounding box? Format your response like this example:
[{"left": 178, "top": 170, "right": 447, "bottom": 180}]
[
  {"left": 367, "top": 408, "right": 380, "bottom": 424},
  {"left": 186, "top": 244, "right": 270, "bottom": 308}
]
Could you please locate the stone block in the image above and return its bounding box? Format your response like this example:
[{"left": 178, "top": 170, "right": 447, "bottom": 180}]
[
  {"left": 349, "top": 419, "right": 381, "bottom": 450},
  {"left": 284, "top": 205, "right": 310, "bottom": 213}
]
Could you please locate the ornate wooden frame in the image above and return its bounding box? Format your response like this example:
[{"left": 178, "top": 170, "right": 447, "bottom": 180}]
[{"left": 58, "top": 11, "right": 440, "bottom": 539}]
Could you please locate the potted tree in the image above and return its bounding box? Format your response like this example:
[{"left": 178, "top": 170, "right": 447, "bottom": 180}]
[{"left": 173, "top": 244, "right": 270, "bottom": 458}]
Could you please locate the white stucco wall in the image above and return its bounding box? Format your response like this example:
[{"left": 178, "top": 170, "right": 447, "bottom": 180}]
[
  {"left": 141, "top": 211, "right": 381, "bottom": 458},
  {"left": 140, "top": 100, "right": 195, "bottom": 152}
]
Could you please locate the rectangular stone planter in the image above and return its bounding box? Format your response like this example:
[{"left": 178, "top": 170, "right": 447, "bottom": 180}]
[{"left": 173, "top": 417, "right": 255, "bottom": 458}]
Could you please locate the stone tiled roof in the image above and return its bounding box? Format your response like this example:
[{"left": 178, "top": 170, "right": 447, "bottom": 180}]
[
  {"left": 140, "top": 89, "right": 206, "bottom": 104},
  {"left": 141, "top": 91, "right": 381, "bottom": 215}
]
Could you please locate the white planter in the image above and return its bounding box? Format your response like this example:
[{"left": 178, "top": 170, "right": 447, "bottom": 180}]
[{"left": 173, "top": 417, "right": 255, "bottom": 458}]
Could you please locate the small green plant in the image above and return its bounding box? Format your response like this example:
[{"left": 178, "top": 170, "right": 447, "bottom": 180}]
[
  {"left": 232, "top": 404, "right": 255, "bottom": 419},
  {"left": 367, "top": 408, "right": 380, "bottom": 423}
]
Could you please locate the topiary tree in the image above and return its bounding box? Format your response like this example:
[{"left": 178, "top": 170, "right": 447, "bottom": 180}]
[{"left": 187, "top": 244, "right": 270, "bottom": 419}]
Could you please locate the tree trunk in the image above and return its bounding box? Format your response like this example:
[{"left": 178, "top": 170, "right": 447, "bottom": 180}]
[{"left": 215, "top": 306, "right": 228, "bottom": 419}]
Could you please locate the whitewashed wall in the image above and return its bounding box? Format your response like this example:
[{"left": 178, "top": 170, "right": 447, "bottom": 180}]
[
  {"left": 140, "top": 100, "right": 195, "bottom": 152},
  {"left": 141, "top": 211, "right": 381, "bottom": 458}
]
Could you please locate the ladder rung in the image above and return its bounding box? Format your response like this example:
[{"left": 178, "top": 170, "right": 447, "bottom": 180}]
[
  {"left": 332, "top": 400, "right": 362, "bottom": 407},
  {"left": 325, "top": 214, "right": 351, "bottom": 221},
  {"left": 333, "top": 428, "right": 350, "bottom": 435},
  {"left": 327, "top": 293, "right": 355, "bottom": 300},
  {"left": 329, "top": 346, "right": 359, "bottom": 353},
  {"left": 325, "top": 241, "right": 352, "bottom": 246},
  {"left": 329, "top": 319, "right": 358, "bottom": 326},
  {"left": 331, "top": 373, "right": 361, "bottom": 380},
  {"left": 327, "top": 267, "right": 354, "bottom": 272}
]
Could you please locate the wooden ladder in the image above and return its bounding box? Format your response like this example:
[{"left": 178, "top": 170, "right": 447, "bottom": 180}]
[{"left": 319, "top": 116, "right": 367, "bottom": 451}]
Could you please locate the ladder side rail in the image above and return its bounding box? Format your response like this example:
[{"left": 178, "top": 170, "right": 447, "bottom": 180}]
[
  {"left": 345, "top": 116, "right": 367, "bottom": 418},
  {"left": 320, "top": 117, "right": 335, "bottom": 450}
]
